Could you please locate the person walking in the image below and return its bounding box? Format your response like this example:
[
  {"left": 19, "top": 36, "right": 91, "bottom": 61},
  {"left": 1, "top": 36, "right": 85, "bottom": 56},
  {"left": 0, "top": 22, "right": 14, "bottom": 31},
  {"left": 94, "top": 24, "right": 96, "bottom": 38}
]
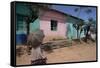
[{"left": 27, "top": 30, "right": 47, "bottom": 65}]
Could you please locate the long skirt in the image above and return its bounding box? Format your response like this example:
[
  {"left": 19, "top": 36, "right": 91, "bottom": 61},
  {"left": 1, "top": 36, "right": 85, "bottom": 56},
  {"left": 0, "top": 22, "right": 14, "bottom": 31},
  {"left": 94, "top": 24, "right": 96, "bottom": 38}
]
[{"left": 31, "top": 58, "right": 47, "bottom": 65}]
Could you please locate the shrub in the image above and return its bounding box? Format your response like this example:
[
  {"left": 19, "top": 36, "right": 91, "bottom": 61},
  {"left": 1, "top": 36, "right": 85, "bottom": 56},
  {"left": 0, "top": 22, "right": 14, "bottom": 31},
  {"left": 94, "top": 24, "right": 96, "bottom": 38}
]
[{"left": 43, "top": 45, "right": 53, "bottom": 53}]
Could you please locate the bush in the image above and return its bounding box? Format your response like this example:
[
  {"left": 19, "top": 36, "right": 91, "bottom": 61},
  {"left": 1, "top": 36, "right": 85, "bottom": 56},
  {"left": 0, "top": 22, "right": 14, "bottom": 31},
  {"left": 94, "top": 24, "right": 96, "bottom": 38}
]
[{"left": 43, "top": 45, "right": 53, "bottom": 52}]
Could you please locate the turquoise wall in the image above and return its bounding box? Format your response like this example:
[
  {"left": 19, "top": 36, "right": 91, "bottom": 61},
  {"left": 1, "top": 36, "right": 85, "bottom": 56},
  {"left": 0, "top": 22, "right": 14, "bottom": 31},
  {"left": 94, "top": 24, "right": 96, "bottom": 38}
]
[
  {"left": 66, "top": 16, "right": 85, "bottom": 40},
  {"left": 67, "top": 23, "right": 77, "bottom": 40},
  {"left": 16, "top": 3, "right": 40, "bottom": 34},
  {"left": 30, "top": 18, "right": 40, "bottom": 33},
  {"left": 16, "top": 3, "right": 30, "bottom": 35},
  {"left": 67, "top": 23, "right": 85, "bottom": 40},
  {"left": 16, "top": 17, "right": 27, "bottom": 34},
  {"left": 15, "top": 3, "right": 40, "bottom": 44},
  {"left": 16, "top": 17, "right": 40, "bottom": 45}
]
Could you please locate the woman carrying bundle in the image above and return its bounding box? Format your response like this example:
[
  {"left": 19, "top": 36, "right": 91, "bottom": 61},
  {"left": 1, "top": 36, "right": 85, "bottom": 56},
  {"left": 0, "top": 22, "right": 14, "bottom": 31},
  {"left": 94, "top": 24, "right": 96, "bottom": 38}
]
[{"left": 27, "top": 30, "right": 47, "bottom": 65}]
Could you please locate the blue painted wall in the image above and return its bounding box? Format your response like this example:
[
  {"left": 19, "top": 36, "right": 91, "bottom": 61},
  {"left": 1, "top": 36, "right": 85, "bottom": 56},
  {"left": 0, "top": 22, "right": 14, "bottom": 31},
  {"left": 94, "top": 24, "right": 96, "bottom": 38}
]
[{"left": 15, "top": 3, "right": 40, "bottom": 45}]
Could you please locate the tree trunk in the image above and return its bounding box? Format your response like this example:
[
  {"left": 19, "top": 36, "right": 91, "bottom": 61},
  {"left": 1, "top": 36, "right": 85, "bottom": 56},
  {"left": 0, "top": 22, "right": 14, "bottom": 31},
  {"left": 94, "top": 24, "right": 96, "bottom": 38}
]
[
  {"left": 27, "top": 22, "right": 30, "bottom": 35},
  {"left": 77, "top": 30, "right": 78, "bottom": 39}
]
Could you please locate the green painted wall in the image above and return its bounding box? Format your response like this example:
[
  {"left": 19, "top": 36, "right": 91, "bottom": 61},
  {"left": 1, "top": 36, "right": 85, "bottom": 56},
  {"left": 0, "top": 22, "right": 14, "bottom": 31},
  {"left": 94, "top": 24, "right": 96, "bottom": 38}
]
[
  {"left": 16, "top": 15, "right": 27, "bottom": 34},
  {"left": 66, "top": 16, "right": 85, "bottom": 40},
  {"left": 16, "top": 3, "right": 30, "bottom": 35},
  {"left": 30, "top": 18, "right": 40, "bottom": 33},
  {"left": 67, "top": 23, "right": 77, "bottom": 40},
  {"left": 16, "top": 17, "right": 40, "bottom": 34}
]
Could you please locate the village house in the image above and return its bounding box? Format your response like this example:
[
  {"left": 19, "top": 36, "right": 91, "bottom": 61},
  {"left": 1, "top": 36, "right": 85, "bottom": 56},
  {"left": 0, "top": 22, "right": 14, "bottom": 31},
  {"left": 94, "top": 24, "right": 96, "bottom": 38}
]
[{"left": 16, "top": 3, "right": 84, "bottom": 44}]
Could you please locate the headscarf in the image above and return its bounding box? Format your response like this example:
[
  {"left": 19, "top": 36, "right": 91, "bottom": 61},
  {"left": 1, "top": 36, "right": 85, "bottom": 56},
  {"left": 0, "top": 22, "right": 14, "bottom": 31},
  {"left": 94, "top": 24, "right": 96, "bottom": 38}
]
[{"left": 27, "top": 30, "right": 45, "bottom": 48}]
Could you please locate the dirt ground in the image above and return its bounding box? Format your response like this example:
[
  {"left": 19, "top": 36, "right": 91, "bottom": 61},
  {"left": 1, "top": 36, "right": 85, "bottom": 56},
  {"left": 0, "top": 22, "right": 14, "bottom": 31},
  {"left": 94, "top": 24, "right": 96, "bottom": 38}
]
[{"left": 16, "top": 41, "right": 96, "bottom": 65}]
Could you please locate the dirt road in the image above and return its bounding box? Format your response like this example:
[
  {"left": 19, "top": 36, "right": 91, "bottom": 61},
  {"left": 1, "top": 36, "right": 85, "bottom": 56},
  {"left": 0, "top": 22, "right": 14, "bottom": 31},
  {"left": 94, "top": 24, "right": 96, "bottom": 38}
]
[{"left": 16, "top": 42, "right": 96, "bottom": 65}]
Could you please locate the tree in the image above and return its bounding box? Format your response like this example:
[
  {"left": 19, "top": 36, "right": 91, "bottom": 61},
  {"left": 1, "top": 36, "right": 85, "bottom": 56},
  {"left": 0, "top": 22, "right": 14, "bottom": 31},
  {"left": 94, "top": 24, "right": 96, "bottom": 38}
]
[
  {"left": 25, "top": 5, "right": 39, "bottom": 35},
  {"left": 73, "top": 21, "right": 84, "bottom": 40},
  {"left": 73, "top": 7, "right": 84, "bottom": 40},
  {"left": 84, "top": 8, "right": 93, "bottom": 42},
  {"left": 74, "top": 7, "right": 93, "bottom": 42},
  {"left": 24, "top": 4, "right": 51, "bottom": 35}
]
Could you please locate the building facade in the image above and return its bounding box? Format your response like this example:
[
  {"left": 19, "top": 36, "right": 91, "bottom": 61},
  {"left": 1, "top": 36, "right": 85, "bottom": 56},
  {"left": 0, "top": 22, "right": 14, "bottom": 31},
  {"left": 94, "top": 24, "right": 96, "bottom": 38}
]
[{"left": 16, "top": 3, "right": 84, "bottom": 44}]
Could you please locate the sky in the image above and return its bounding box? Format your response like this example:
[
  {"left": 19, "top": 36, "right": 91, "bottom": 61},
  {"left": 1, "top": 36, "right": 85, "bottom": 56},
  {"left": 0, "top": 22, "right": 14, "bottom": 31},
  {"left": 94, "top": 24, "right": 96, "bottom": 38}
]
[{"left": 51, "top": 5, "right": 97, "bottom": 22}]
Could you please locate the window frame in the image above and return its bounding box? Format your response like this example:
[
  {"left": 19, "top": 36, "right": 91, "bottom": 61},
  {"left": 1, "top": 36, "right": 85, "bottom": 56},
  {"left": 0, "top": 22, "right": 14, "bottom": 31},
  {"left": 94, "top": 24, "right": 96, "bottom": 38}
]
[{"left": 50, "top": 20, "right": 58, "bottom": 31}]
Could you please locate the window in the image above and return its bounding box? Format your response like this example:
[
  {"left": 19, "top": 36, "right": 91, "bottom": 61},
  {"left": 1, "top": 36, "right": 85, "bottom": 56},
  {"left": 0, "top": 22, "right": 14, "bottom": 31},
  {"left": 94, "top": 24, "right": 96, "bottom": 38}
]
[{"left": 51, "top": 20, "right": 57, "bottom": 31}]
